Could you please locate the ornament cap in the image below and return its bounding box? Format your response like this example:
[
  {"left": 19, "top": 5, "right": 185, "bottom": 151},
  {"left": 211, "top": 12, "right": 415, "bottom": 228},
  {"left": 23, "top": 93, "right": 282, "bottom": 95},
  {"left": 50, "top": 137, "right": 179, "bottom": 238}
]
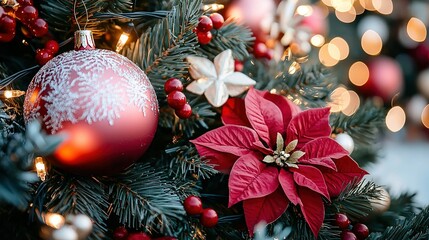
[{"left": 74, "top": 30, "right": 95, "bottom": 50}]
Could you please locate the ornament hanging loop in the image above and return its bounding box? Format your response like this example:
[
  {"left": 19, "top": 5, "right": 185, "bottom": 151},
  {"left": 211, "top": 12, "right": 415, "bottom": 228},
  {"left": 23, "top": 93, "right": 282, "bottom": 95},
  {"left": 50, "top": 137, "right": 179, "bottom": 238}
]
[{"left": 73, "top": 0, "right": 89, "bottom": 31}]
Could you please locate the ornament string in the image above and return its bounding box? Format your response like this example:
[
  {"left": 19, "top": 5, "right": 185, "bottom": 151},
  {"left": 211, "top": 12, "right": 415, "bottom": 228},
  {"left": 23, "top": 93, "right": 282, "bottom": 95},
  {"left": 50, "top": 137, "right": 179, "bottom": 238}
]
[{"left": 73, "top": 0, "right": 89, "bottom": 31}]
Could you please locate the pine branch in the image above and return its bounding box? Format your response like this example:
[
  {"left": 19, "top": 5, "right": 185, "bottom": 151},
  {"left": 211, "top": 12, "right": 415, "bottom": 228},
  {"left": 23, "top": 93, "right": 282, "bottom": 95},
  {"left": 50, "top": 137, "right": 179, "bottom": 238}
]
[
  {"left": 39, "top": 0, "right": 134, "bottom": 39},
  {"left": 0, "top": 121, "right": 62, "bottom": 209},
  {"left": 107, "top": 162, "right": 186, "bottom": 236},
  {"left": 32, "top": 172, "right": 109, "bottom": 240},
  {"left": 164, "top": 144, "right": 219, "bottom": 181},
  {"left": 123, "top": 0, "right": 202, "bottom": 100},
  {"left": 330, "top": 100, "right": 385, "bottom": 149},
  {"left": 329, "top": 181, "right": 380, "bottom": 222},
  {"left": 369, "top": 206, "right": 429, "bottom": 240},
  {"left": 198, "top": 20, "right": 254, "bottom": 61}
]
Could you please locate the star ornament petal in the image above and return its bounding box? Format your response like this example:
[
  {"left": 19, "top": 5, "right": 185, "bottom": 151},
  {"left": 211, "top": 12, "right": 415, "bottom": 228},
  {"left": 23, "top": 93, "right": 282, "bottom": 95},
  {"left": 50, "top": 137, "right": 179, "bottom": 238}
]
[{"left": 186, "top": 49, "right": 256, "bottom": 107}]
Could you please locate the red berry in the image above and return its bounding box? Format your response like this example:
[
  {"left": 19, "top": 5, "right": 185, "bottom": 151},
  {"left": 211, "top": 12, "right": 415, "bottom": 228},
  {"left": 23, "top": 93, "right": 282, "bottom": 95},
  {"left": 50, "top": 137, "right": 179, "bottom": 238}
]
[
  {"left": 197, "top": 16, "right": 213, "bottom": 32},
  {"left": 175, "top": 103, "right": 192, "bottom": 119},
  {"left": 30, "top": 18, "right": 48, "bottom": 37},
  {"left": 234, "top": 60, "right": 244, "bottom": 72},
  {"left": 200, "top": 208, "right": 218, "bottom": 228},
  {"left": 0, "top": 31, "right": 15, "bottom": 42},
  {"left": 16, "top": 6, "right": 38, "bottom": 22},
  {"left": 164, "top": 78, "right": 183, "bottom": 94},
  {"left": 17, "top": 0, "right": 33, "bottom": 6},
  {"left": 335, "top": 213, "right": 351, "bottom": 229},
  {"left": 184, "top": 195, "right": 203, "bottom": 215},
  {"left": 113, "top": 226, "right": 128, "bottom": 240},
  {"left": 127, "top": 232, "right": 151, "bottom": 240},
  {"left": 45, "top": 40, "right": 59, "bottom": 54},
  {"left": 341, "top": 231, "right": 358, "bottom": 240},
  {"left": 0, "top": 15, "right": 16, "bottom": 33},
  {"left": 167, "top": 91, "right": 187, "bottom": 109},
  {"left": 197, "top": 31, "right": 212, "bottom": 45},
  {"left": 253, "top": 42, "right": 268, "bottom": 58},
  {"left": 210, "top": 13, "right": 224, "bottom": 29},
  {"left": 35, "top": 48, "right": 53, "bottom": 65},
  {"left": 352, "top": 223, "right": 369, "bottom": 239}
]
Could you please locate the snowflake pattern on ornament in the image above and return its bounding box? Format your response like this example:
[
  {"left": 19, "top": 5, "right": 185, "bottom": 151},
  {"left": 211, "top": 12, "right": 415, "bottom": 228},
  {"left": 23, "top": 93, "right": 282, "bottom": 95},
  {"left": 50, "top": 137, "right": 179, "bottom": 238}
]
[{"left": 24, "top": 49, "right": 158, "bottom": 133}]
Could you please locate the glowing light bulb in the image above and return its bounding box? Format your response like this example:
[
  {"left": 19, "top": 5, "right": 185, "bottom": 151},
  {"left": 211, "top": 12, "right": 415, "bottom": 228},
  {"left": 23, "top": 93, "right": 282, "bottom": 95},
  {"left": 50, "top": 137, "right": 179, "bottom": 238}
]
[
  {"left": 115, "top": 33, "right": 130, "bottom": 53},
  {"left": 34, "top": 157, "right": 47, "bottom": 181},
  {"left": 45, "top": 213, "right": 65, "bottom": 229},
  {"left": 202, "top": 4, "right": 224, "bottom": 11},
  {"left": 1, "top": 90, "right": 25, "bottom": 99}
]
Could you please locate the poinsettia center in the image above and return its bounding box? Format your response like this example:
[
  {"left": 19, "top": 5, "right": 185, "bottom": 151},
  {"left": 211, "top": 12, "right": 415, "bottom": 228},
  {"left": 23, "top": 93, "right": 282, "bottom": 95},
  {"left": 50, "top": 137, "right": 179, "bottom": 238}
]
[{"left": 263, "top": 133, "right": 305, "bottom": 168}]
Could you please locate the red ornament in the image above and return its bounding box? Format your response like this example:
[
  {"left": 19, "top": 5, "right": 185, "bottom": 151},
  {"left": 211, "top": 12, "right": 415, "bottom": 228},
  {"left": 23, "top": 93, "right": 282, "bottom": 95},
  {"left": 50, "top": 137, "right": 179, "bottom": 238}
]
[
  {"left": 210, "top": 13, "right": 224, "bottom": 29},
  {"left": 234, "top": 60, "right": 244, "bottom": 72},
  {"left": 16, "top": 6, "right": 38, "bottom": 22},
  {"left": 113, "top": 226, "right": 129, "bottom": 240},
  {"left": 197, "top": 16, "right": 213, "bottom": 32},
  {"left": 184, "top": 195, "right": 203, "bottom": 215},
  {"left": 253, "top": 42, "right": 268, "bottom": 58},
  {"left": 191, "top": 88, "right": 367, "bottom": 236},
  {"left": 45, "top": 40, "right": 59, "bottom": 54},
  {"left": 164, "top": 78, "right": 183, "bottom": 94},
  {"left": 17, "top": 0, "right": 33, "bottom": 6},
  {"left": 200, "top": 208, "right": 218, "bottom": 228},
  {"left": 24, "top": 31, "right": 159, "bottom": 175},
  {"left": 167, "top": 91, "right": 187, "bottom": 109},
  {"left": 352, "top": 223, "right": 369, "bottom": 239},
  {"left": 197, "top": 30, "right": 212, "bottom": 45},
  {"left": 30, "top": 18, "right": 48, "bottom": 37},
  {"left": 341, "top": 231, "right": 358, "bottom": 240},
  {"left": 35, "top": 48, "right": 53, "bottom": 65},
  {"left": 335, "top": 213, "right": 351, "bottom": 229},
  {"left": 175, "top": 103, "right": 192, "bottom": 119},
  {"left": 127, "top": 232, "right": 151, "bottom": 240}
]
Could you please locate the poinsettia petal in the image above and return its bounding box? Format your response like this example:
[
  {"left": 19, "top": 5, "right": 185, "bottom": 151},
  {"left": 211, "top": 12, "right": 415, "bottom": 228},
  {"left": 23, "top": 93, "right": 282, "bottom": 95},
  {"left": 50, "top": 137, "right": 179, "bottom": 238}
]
[
  {"left": 205, "top": 80, "right": 229, "bottom": 107},
  {"left": 245, "top": 88, "right": 284, "bottom": 147},
  {"left": 299, "top": 137, "right": 350, "bottom": 170},
  {"left": 193, "top": 144, "right": 239, "bottom": 173},
  {"left": 191, "top": 125, "right": 261, "bottom": 157},
  {"left": 299, "top": 187, "right": 325, "bottom": 237},
  {"left": 243, "top": 188, "right": 289, "bottom": 236},
  {"left": 186, "top": 78, "right": 214, "bottom": 95},
  {"left": 279, "top": 169, "right": 301, "bottom": 205},
  {"left": 321, "top": 156, "right": 368, "bottom": 197},
  {"left": 187, "top": 55, "right": 217, "bottom": 80},
  {"left": 291, "top": 165, "right": 330, "bottom": 200},
  {"left": 222, "top": 98, "right": 251, "bottom": 127},
  {"left": 262, "top": 92, "right": 301, "bottom": 127},
  {"left": 228, "top": 152, "right": 280, "bottom": 207},
  {"left": 214, "top": 49, "right": 234, "bottom": 80},
  {"left": 286, "top": 107, "right": 331, "bottom": 149}
]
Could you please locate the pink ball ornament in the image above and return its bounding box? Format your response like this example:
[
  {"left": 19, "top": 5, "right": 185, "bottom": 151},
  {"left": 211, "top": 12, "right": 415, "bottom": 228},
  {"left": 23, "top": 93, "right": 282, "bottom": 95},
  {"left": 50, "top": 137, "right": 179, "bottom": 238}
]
[
  {"left": 359, "top": 57, "right": 403, "bottom": 102},
  {"left": 24, "top": 31, "right": 158, "bottom": 175},
  {"left": 299, "top": 6, "right": 328, "bottom": 35}
]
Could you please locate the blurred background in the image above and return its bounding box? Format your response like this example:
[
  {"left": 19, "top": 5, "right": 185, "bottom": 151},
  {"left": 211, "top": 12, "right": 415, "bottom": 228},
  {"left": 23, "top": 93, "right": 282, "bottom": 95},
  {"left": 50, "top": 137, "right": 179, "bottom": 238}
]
[{"left": 221, "top": 0, "right": 429, "bottom": 206}]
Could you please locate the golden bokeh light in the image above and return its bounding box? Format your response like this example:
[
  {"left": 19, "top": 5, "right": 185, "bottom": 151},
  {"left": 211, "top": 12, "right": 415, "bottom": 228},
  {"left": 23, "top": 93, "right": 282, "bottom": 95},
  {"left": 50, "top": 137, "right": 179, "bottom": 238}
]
[
  {"left": 296, "top": 5, "right": 313, "bottom": 17},
  {"left": 386, "top": 106, "right": 406, "bottom": 132},
  {"left": 319, "top": 44, "right": 339, "bottom": 67},
  {"left": 327, "top": 43, "right": 341, "bottom": 60},
  {"left": 330, "top": 37, "right": 349, "bottom": 60},
  {"left": 372, "top": 0, "right": 393, "bottom": 15},
  {"left": 354, "top": 0, "right": 365, "bottom": 15},
  {"left": 361, "top": 30, "right": 383, "bottom": 55},
  {"left": 422, "top": 105, "right": 429, "bottom": 129},
  {"left": 349, "top": 61, "right": 369, "bottom": 86},
  {"left": 407, "top": 17, "right": 427, "bottom": 43},
  {"left": 322, "top": 0, "right": 333, "bottom": 7},
  {"left": 332, "top": 0, "right": 354, "bottom": 12},
  {"left": 328, "top": 86, "right": 350, "bottom": 112},
  {"left": 335, "top": 7, "right": 356, "bottom": 23},
  {"left": 360, "top": 0, "right": 376, "bottom": 11},
  {"left": 342, "top": 91, "right": 360, "bottom": 116},
  {"left": 45, "top": 213, "right": 65, "bottom": 229},
  {"left": 311, "top": 34, "right": 325, "bottom": 47}
]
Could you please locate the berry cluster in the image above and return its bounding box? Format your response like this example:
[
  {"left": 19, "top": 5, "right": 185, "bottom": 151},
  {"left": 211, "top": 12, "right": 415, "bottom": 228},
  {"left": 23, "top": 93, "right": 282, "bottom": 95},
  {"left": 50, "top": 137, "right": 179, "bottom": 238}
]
[
  {"left": 164, "top": 78, "right": 192, "bottom": 119},
  {"left": 184, "top": 195, "right": 218, "bottom": 228},
  {"left": 253, "top": 42, "right": 273, "bottom": 60},
  {"left": 195, "top": 13, "right": 224, "bottom": 45},
  {"left": 335, "top": 213, "right": 370, "bottom": 240},
  {"left": 0, "top": 0, "right": 59, "bottom": 66},
  {"left": 0, "top": 0, "right": 48, "bottom": 41},
  {"left": 113, "top": 226, "right": 177, "bottom": 240}
]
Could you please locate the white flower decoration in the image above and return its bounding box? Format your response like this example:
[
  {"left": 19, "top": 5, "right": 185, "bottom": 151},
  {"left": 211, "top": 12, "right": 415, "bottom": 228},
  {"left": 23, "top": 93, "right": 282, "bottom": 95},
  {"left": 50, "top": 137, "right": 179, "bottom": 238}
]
[{"left": 186, "top": 49, "right": 256, "bottom": 107}]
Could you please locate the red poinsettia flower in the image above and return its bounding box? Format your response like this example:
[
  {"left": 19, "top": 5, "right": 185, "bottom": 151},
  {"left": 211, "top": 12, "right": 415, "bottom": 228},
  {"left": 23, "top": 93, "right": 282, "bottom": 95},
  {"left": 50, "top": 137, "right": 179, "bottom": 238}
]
[{"left": 191, "top": 88, "right": 367, "bottom": 236}]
